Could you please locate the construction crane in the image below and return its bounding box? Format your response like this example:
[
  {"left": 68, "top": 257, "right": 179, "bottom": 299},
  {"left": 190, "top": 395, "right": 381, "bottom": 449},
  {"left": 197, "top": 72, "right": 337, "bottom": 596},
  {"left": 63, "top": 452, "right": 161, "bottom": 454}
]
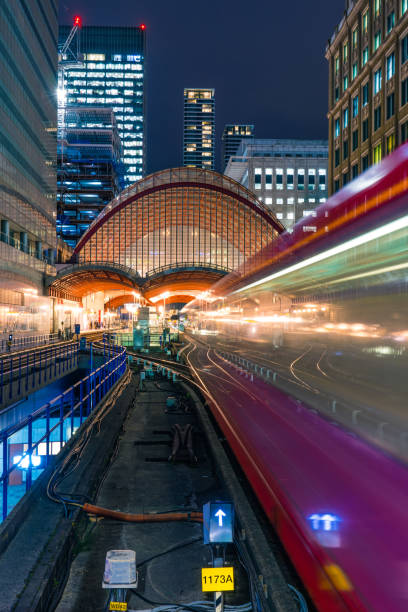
[
  {"left": 59, "top": 15, "right": 82, "bottom": 64},
  {"left": 57, "top": 16, "right": 84, "bottom": 232},
  {"left": 58, "top": 15, "right": 83, "bottom": 137}
]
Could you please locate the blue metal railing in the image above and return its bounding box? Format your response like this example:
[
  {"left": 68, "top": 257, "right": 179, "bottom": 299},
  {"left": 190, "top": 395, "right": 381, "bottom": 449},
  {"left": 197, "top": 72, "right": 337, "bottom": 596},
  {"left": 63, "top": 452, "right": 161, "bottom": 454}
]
[
  {"left": 0, "top": 341, "right": 127, "bottom": 521},
  {"left": 0, "top": 342, "right": 79, "bottom": 407},
  {"left": 0, "top": 333, "right": 60, "bottom": 355}
]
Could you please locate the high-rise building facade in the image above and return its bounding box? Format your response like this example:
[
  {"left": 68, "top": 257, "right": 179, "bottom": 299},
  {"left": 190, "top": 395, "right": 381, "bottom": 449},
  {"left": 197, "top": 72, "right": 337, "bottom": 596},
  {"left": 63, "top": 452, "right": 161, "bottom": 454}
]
[
  {"left": 59, "top": 25, "right": 146, "bottom": 186},
  {"left": 221, "top": 124, "right": 254, "bottom": 171},
  {"left": 0, "top": 0, "right": 58, "bottom": 334},
  {"left": 225, "top": 139, "right": 328, "bottom": 230},
  {"left": 183, "top": 89, "right": 215, "bottom": 169},
  {"left": 57, "top": 106, "right": 123, "bottom": 248},
  {"left": 326, "top": 1, "right": 408, "bottom": 195}
]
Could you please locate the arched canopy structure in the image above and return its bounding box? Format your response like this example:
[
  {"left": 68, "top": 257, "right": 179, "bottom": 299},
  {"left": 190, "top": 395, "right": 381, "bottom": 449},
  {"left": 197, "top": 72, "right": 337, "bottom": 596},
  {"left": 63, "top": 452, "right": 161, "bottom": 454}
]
[
  {"left": 73, "top": 167, "right": 283, "bottom": 277},
  {"left": 48, "top": 263, "right": 141, "bottom": 299},
  {"left": 49, "top": 168, "right": 284, "bottom": 307}
]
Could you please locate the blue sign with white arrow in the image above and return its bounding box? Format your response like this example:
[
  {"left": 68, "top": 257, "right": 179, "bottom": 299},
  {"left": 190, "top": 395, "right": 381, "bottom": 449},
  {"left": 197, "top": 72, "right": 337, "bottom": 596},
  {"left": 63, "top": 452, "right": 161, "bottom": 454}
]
[{"left": 203, "top": 501, "right": 234, "bottom": 544}]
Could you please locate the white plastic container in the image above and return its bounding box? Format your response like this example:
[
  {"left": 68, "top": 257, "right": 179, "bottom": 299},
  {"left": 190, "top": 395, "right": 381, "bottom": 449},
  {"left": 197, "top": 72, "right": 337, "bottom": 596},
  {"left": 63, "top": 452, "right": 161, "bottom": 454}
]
[{"left": 102, "top": 549, "right": 137, "bottom": 588}]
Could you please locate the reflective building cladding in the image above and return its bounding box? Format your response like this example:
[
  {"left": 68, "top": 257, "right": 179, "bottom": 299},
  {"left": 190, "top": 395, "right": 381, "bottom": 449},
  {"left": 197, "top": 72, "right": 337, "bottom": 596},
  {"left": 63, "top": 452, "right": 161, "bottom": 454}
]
[
  {"left": 0, "top": 0, "right": 58, "bottom": 333},
  {"left": 59, "top": 25, "right": 146, "bottom": 186},
  {"left": 183, "top": 89, "right": 215, "bottom": 170},
  {"left": 57, "top": 106, "right": 123, "bottom": 248}
]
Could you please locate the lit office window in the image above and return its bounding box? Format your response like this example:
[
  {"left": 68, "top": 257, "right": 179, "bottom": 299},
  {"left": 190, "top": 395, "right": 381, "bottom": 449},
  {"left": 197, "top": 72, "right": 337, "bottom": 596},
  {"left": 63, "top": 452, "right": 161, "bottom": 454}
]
[
  {"left": 343, "top": 108, "right": 349, "bottom": 128},
  {"left": 335, "top": 118, "right": 340, "bottom": 137},
  {"left": 373, "top": 143, "right": 382, "bottom": 164},
  {"left": 362, "top": 47, "right": 369, "bottom": 66},
  {"left": 276, "top": 213, "right": 283, "bottom": 220},
  {"left": 276, "top": 198, "right": 283, "bottom": 205},
  {"left": 362, "top": 10, "right": 368, "bottom": 33},
  {"left": 276, "top": 169, "right": 283, "bottom": 190},
  {"left": 343, "top": 41, "right": 348, "bottom": 62},
  {"left": 352, "top": 62, "right": 358, "bottom": 80},
  {"left": 374, "top": 68, "right": 382, "bottom": 94},
  {"left": 318, "top": 169, "right": 326, "bottom": 191},
  {"left": 352, "top": 28, "right": 358, "bottom": 48},
  {"left": 254, "top": 168, "right": 262, "bottom": 189},
  {"left": 297, "top": 169, "right": 305, "bottom": 190},
  {"left": 265, "top": 197, "right": 272, "bottom": 205},
  {"left": 374, "top": 31, "right": 381, "bottom": 51},
  {"left": 387, "top": 53, "right": 395, "bottom": 80},
  {"left": 287, "top": 212, "right": 294, "bottom": 220},
  {"left": 352, "top": 95, "right": 359, "bottom": 117},
  {"left": 343, "top": 75, "right": 349, "bottom": 91},
  {"left": 387, "top": 133, "right": 395, "bottom": 153},
  {"left": 265, "top": 168, "right": 272, "bottom": 190},
  {"left": 308, "top": 169, "right": 316, "bottom": 190},
  {"left": 298, "top": 198, "right": 304, "bottom": 204},
  {"left": 286, "top": 169, "right": 294, "bottom": 190}
]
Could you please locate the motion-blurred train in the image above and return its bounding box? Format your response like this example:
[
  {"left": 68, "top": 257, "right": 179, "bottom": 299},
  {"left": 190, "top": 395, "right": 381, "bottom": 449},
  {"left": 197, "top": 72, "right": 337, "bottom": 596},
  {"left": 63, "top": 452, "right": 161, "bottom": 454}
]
[
  {"left": 186, "top": 144, "right": 408, "bottom": 430},
  {"left": 182, "top": 145, "right": 408, "bottom": 612}
]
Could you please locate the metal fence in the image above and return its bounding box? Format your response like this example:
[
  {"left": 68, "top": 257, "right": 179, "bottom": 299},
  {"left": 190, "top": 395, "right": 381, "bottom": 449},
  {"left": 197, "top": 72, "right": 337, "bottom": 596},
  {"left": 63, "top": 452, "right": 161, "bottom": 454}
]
[
  {"left": 0, "top": 341, "right": 127, "bottom": 521},
  {"left": 0, "top": 333, "right": 59, "bottom": 355},
  {"left": 0, "top": 342, "right": 79, "bottom": 408}
]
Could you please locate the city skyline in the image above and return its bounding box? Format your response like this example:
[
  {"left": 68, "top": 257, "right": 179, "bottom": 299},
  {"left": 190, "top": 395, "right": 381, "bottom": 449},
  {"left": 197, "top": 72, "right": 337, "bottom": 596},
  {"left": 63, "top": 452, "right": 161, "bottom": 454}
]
[{"left": 59, "top": 0, "right": 345, "bottom": 174}]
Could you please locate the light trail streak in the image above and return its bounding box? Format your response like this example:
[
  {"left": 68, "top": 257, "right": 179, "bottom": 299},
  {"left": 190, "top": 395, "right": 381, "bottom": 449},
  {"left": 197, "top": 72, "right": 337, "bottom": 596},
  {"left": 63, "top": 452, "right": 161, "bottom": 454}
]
[{"left": 233, "top": 214, "right": 408, "bottom": 295}]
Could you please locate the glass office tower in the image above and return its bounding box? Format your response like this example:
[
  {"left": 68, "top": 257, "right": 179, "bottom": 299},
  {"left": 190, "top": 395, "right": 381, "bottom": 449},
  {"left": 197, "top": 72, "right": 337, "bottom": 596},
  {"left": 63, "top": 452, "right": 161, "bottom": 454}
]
[
  {"left": 0, "top": 0, "right": 57, "bottom": 335},
  {"left": 221, "top": 124, "right": 254, "bottom": 172},
  {"left": 59, "top": 25, "right": 146, "bottom": 185},
  {"left": 183, "top": 89, "right": 215, "bottom": 169}
]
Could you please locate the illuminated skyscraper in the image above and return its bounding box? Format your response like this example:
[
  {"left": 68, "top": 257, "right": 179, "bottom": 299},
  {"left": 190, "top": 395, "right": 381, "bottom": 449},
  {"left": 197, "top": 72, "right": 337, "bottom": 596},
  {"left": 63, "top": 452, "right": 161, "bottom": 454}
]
[
  {"left": 183, "top": 89, "right": 215, "bottom": 169},
  {"left": 221, "top": 124, "right": 254, "bottom": 171},
  {"left": 59, "top": 24, "right": 146, "bottom": 186}
]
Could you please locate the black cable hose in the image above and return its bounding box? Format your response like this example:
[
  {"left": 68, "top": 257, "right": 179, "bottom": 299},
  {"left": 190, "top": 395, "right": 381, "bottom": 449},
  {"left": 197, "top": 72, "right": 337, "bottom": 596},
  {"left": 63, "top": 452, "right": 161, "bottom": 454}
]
[
  {"left": 46, "top": 370, "right": 132, "bottom": 507},
  {"left": 137, "top": 536, "right": 202, "bottom": 569},
  {"left": 130, "top": 589, "right": 206, "bottom": 612}
]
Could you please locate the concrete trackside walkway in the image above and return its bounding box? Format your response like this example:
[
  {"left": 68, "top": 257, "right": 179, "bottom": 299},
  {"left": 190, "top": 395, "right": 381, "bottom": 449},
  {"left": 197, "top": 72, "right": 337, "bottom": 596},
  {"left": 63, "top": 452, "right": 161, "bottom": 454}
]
[{"left": 55, "top": 375, "right": 250, "bottom": 611}]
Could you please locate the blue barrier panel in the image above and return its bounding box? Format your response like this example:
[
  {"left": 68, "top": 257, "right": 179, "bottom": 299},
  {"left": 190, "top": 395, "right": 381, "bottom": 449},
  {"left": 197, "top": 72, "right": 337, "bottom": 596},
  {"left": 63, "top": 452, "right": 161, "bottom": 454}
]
[{"left": 0, "top": 343, "right": 126, "bottom": 522}]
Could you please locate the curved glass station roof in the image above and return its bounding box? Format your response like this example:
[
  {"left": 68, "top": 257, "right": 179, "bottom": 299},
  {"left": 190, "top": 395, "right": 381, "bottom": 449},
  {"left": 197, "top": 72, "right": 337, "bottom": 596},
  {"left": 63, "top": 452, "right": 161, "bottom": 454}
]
[{"left": 74, "top": 167, "right": 284, "bottom": 278}]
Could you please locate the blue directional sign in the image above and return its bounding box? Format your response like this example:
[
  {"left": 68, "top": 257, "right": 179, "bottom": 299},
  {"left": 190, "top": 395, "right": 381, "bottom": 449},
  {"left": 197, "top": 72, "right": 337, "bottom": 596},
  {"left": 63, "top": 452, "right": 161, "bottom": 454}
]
[{"left": 203, "top": 501, "right": 234, "bottom": 544}]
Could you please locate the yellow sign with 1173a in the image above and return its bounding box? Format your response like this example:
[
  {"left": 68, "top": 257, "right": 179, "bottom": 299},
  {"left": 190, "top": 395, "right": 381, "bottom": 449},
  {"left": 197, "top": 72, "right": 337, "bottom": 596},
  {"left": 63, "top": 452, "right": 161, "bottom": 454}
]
[{"left": 201, "top": 567, "right": 234, "bottom": 592}]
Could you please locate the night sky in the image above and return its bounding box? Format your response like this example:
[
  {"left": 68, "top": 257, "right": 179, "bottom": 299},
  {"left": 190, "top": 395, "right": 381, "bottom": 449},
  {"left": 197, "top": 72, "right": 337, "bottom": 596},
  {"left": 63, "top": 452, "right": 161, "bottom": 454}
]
[{"left": 59, "top": 0, "right": 346, "bottom": 174}]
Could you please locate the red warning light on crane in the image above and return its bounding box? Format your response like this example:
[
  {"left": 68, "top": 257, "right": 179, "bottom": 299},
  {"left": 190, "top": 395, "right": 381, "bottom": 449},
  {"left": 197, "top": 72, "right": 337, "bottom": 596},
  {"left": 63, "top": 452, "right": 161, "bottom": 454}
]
[
  {"left": 140, "top": 23, "right": 146, "bottom": 30},
  {"left": 74, "top": 15, "right": 82, "bottom": 27}
]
